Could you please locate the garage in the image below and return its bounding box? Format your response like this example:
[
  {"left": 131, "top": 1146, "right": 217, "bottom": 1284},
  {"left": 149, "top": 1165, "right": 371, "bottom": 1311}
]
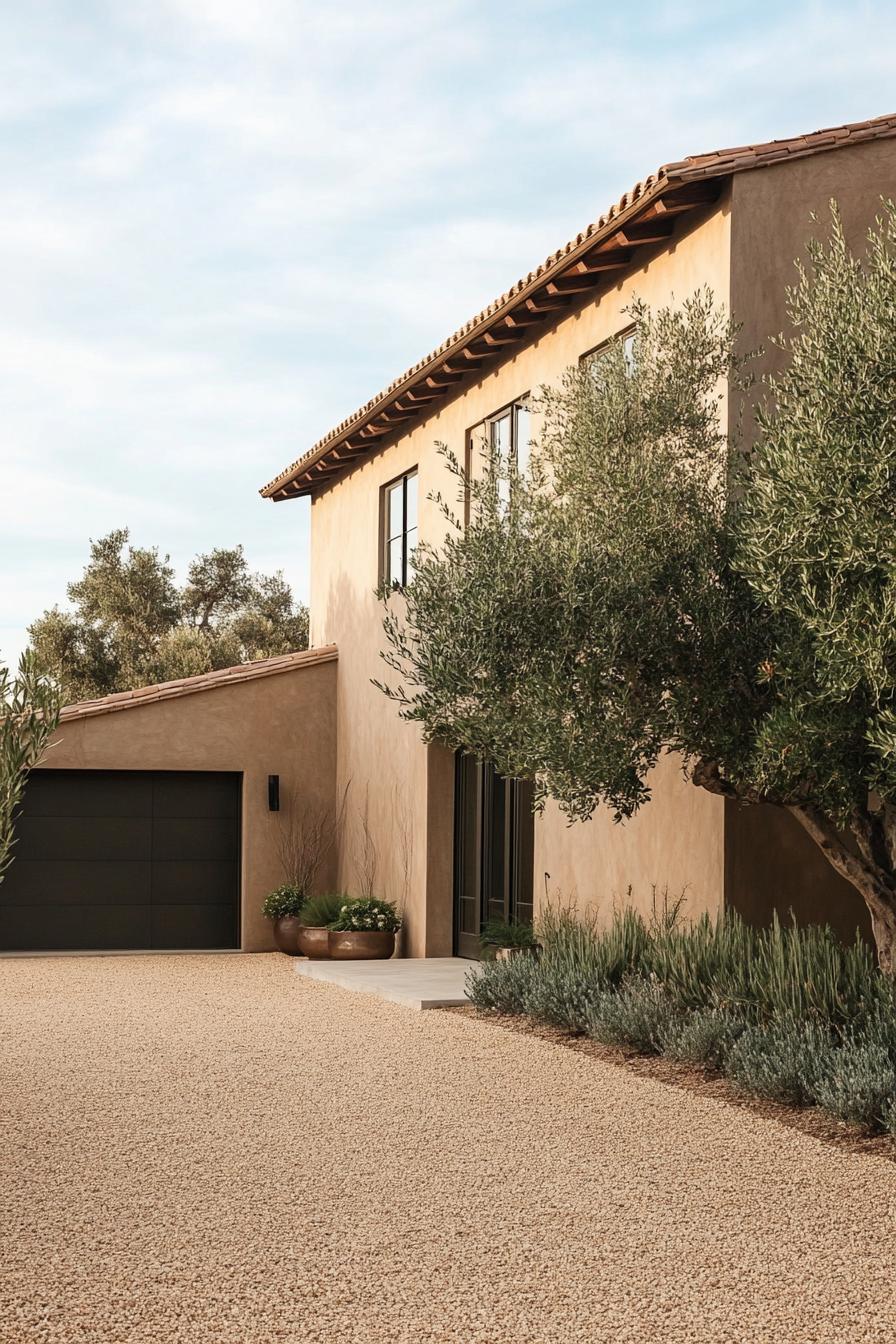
[
  {"left": 0, "top": 769, "right": 241, "bottom": 952},
  {"left": 0, "top": 647, "right": 337, "bottom": 954}
]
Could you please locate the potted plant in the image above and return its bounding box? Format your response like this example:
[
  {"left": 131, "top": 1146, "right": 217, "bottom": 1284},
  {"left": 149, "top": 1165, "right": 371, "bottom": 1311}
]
[
  {"left": 328, "top": 898, "right": 401, "bottom": 960},
  {"left": 262, "top": 885, "right": 306, "bottom": 955},
  {"left": 296, "top": 891, "right": 347, "bottom": 959},
  {"left": 479, "top": 919, "right": 538, "bottom": 961}
]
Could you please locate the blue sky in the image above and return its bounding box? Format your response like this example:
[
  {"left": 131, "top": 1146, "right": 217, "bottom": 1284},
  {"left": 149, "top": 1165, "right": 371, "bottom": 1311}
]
[{"left": 1, "top": 0, "right": 894, "bottom": 665}]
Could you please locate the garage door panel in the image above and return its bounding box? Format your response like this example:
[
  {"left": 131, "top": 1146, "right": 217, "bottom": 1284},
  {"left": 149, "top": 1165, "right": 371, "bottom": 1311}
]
[
  {"left": 0, "top": 861, "right": 152, "bottom": 907},
  {"left": 151, "top": 903, "right": 237, "bottom": 949},
  {"left": 153, "top": 774, "right": 240, "bottom": 819},
  {"left": 1, "top": 770, "right": 240, "bottom": 952},
  {"left": 152, "top": 817, "right": 239, "bottom": 862},
  {"left": 0, "top": 903, "right": 152, "bottom": 952},
  {"left": 14, "top": 816, "right": 152, "bottom": 862},
  {"left": 151, "top": 860, "right": 237, "bottom": 905},
  {"left": 22, "top": 771, "right": 153, "bottom": 817}
]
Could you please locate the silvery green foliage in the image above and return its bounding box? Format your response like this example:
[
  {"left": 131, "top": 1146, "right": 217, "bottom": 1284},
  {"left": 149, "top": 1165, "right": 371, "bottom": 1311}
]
[
  {"left": 0, "top": 651, "right": 61, "bottom": 885},
  {"left": 812, "top": 1036, "right": 896, "bottom": 1129},
  {"left": 659, "top": 1007, "right": 750, "bottom": 1070},
  {"left": 379, "top": 290, "right": 765, "bottom": 823},
  {"left": 524, "top": 965, "right": 604, "bottom": 1032},
  {"left": 737, "top": 202, "right": 896, "bottom": 816},
  {"left": 585, "top": 977, "right": 675, "bottom": 1053},
  {"left": 725, "top": 1016, "right": 831, "bottom": 1106},
  {"left": 379, "top": 209, "right": 896, "bottom": 963},
  {"left": 883, "top": 1096, "right": 896, "bottom": 1137},
  {"left": 465, "top": 956, "right": 539, "bottom": 1014}
]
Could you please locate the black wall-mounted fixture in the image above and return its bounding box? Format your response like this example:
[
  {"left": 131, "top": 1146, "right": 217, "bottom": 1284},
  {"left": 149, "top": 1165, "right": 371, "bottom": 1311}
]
[{"left": 268, "top": 774, "right": 280, "bottom": 812}]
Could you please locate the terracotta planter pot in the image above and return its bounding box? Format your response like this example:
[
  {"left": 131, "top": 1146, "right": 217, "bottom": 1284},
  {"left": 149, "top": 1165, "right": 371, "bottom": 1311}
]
[
  {"left": 272, "top": 914, "right": 303, "bottom": 956},
  {"left": 494, "top": 945, "right": 538, "bottom": 962},
  {"left": 297, "top": 925, "right": 331, "bottom": 959},
  {"left": 328, "top": 929, "right": 396, "bottom": 960}
]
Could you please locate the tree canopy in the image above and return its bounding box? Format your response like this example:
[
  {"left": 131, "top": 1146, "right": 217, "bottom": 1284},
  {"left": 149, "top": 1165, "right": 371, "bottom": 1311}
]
[
  {"left": 29, "top": 530, "right": 308, "bottom": 702},
  {"left": 379, "top": 203, "right": 896, "bottom": 967}
]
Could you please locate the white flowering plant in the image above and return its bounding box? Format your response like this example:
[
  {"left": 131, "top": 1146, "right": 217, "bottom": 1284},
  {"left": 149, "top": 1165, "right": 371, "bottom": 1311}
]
[
  {"left": 261, "top": 884, "right": 306, "bottom": 921},
  {"left": 330, "top": 898, "right": 401, "bottom": 933}
]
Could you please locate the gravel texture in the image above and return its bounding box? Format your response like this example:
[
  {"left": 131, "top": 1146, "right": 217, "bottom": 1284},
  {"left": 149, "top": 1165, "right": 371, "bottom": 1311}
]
[{"left": 2, "top": 954, "right": 896, "bottom": 1344}]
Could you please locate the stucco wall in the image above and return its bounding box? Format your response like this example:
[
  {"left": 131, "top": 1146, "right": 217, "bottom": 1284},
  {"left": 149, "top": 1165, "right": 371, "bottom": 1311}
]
[
  {"left": 42, "top": 657, "right": 337, "bottom": 952},
  {"left": 309, "top": 198, "right": 732, "bottom": 950}
]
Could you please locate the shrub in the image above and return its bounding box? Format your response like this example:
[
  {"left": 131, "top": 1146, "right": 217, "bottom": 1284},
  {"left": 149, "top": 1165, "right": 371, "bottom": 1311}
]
[
  {"left": 659, "top": 1006, "right": 750, "bottom": 1070},
  {"left": 744, "top": 918, "right": 883, "bottom": 1027},
  {"left": 330, "top": 897, "right": 402, "bottom": 932},
  {"left": 586, "top": 977, "right": 676, "bottom": 1054},
  {"left": 725, "top": 1016, "right": 831, "bottom": 1106},
  {"left": 538, "top": 904, "right": 649, "bottom": 989},
  {"left": 479, "top": 919, "right": 536, "bottom": 955},
  {"left": 524, "top": 965, "right": 604, "bottom": 1032},
  {"left": 883, "top": 1096, "right": 896, "bottom": 1138},
  {"left": 466, "top": 956, "right": 539, "bottom": 1014},
  {"left": 261, "top": 885, "right": 305, "bottom": 921},
  {"left": 810, "top": 1009, "right": 896, "bottom": 1129},
  {"left": 300, "top": 892, "right": 349, "bottom": 928},
  {"left": 812, "top": 1039, "right": 896, "bottom": 1129}
]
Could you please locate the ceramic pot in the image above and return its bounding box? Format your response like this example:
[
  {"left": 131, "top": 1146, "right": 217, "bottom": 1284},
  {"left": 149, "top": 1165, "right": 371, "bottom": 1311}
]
[
  {"left": 273, "top": 914, "right": 303, "bottom": 956},
  {"left": 297, "top": 925, "right": 331, "bottom": 959},
  {"left": 328, "top": 929, "right": 396, "bottom": 960}
]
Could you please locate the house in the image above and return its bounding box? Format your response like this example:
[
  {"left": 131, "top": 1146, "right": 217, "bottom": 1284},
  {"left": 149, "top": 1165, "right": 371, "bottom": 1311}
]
[
  {"left": 4, "top": 113, "right": 895, "bottom": 957},
  {"left": 261, "top": 112, "right": 896, "bottom": 958}
]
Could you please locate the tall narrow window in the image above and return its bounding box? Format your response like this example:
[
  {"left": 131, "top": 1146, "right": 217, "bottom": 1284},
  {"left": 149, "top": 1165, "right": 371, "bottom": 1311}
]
[
  {"left": 382, "top": 469, "right": 418, "bottom": 588},
  {"left": 487, "top": 399, "right": 531, "bottom": 509}
]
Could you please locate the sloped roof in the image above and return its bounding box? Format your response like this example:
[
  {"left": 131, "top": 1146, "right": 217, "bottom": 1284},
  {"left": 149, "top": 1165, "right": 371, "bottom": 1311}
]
[
  {"left": 59, "top": 646, "right": 337, "bottom": 722},
  {"left": 260, "top": 111, "right": 896, "bottom": 502}
]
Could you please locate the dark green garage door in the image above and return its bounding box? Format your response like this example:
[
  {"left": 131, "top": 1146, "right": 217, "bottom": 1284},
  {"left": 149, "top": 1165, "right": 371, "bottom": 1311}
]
[{"left": 0, "top": 770, "right": 241, "bottom": 952}]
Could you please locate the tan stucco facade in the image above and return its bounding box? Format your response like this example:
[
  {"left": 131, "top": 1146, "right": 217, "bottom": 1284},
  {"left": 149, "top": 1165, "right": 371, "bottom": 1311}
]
[
  {"left": 309, "top": 198, "right": 733, "bottom": 951},
  {"left": 42, "top": 654, "right": 337, "bottom": 951},
  {"left": 304, "top": 136, "right": 896, "bottom": 954}
]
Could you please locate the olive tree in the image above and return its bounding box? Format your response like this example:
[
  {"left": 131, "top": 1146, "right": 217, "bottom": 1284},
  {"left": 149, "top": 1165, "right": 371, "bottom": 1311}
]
[
  {"left": 1, "top": 651, "right": 61, "bottom": 884},
  {"left": 29, "top": 530, "right": 309, "bottom": 701},
  {"left": 379, "top": 204, "right": 896, "bottom": 968}
]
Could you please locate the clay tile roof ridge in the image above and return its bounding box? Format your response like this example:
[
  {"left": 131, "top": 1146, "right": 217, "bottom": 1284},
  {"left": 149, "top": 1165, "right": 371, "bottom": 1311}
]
[
  {"left": 58, "top": 645, "right": 338, "bottom": 722},
  {"left": 260, "top": 111, "right": 896, "bottom": 498}
]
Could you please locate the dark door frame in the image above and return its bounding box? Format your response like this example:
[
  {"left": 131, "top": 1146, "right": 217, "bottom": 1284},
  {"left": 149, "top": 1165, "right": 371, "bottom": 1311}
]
[{"left": 453, "top": 753, "right": 534, "bottom": 958}]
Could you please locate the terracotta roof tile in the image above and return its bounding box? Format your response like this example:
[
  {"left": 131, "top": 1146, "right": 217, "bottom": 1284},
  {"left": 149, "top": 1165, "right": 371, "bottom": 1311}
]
[
  {"left": 58, "top": 646, "right": 338, "bottom": 723},
  {"left": 261, "top": 111, "right": 896, "bottom": 500}
]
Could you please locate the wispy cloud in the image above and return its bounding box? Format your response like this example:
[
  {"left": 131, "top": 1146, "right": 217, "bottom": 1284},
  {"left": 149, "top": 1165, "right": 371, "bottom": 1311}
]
[{"left": 0, "top": 0, "right": 894, "bottom": 663}]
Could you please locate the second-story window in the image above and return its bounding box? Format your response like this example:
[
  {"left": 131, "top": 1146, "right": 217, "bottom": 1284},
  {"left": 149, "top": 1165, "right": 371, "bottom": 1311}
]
[
  {"left": 382, "top": 469, "right": 418, "bottom": 588},
  {"left": 487, "top": 400, "right": 531, "bottom": 511},
  {"left": 488, "top": 401, "right": 531, "bottom": 475},
  {"left": 582, "top": 325, "right": 637, "bottom": 379}
]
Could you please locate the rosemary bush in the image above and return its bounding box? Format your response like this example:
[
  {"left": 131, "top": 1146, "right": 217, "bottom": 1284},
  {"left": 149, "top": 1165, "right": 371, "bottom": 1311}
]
[
  {"left": 466, "top": 903, "right": 896, "bottom": 1131},
  {"left": 586, "top": 979, "right": 676, "bottom": 1054}
]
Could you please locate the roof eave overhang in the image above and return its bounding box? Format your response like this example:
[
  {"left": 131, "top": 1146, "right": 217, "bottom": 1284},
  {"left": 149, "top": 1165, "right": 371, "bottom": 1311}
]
[{"left": 260, "top": 170, "right": 723, "bottom": 501}]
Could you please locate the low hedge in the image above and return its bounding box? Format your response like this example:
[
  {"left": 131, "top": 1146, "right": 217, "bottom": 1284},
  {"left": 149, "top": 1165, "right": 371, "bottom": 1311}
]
[{"left": 466, "top": 908, "right": 896, "bottom": 1136}]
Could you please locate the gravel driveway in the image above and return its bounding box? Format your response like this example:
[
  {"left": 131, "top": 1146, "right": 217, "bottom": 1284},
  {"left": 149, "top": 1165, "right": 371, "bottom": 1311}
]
[{"left": 2, "top": 953, "right": 895, "bottom": 1344}]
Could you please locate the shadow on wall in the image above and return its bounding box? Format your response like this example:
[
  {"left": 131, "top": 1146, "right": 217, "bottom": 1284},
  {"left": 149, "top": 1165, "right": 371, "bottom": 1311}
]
[{"left": 724, "top": 798, "right": 872, "bottom": 946}]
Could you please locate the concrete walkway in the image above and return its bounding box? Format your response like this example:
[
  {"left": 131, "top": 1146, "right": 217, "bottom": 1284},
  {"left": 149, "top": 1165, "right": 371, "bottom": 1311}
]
[
  {"left": 2, "top": 953, "right": 895, "bottom": 1344},
  {"left": 294, "top": 954, "right": 474, "bottom": 1008}
]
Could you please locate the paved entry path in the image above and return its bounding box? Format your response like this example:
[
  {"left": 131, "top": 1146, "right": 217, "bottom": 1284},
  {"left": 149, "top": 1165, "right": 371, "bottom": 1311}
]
[{"left": 2, "top": 955, "right": 895, "bottom": 1344}]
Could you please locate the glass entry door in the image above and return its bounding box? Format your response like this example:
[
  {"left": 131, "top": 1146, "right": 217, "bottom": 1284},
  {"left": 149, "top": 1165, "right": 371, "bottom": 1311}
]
[{"left": 453, "top": 753, "right": 534, "bottom": 959}]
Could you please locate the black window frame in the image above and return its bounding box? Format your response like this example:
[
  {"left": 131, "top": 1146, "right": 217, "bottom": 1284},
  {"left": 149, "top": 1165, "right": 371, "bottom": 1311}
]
[
  {"left": 380, "top": 468, "right": 418, "bottom": 589},
  {"left": 580, "top": 323, "right": 638, "bottom": 374},
  {"left": 465, "top": 397, "right": 532, "bottom": 523}
]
